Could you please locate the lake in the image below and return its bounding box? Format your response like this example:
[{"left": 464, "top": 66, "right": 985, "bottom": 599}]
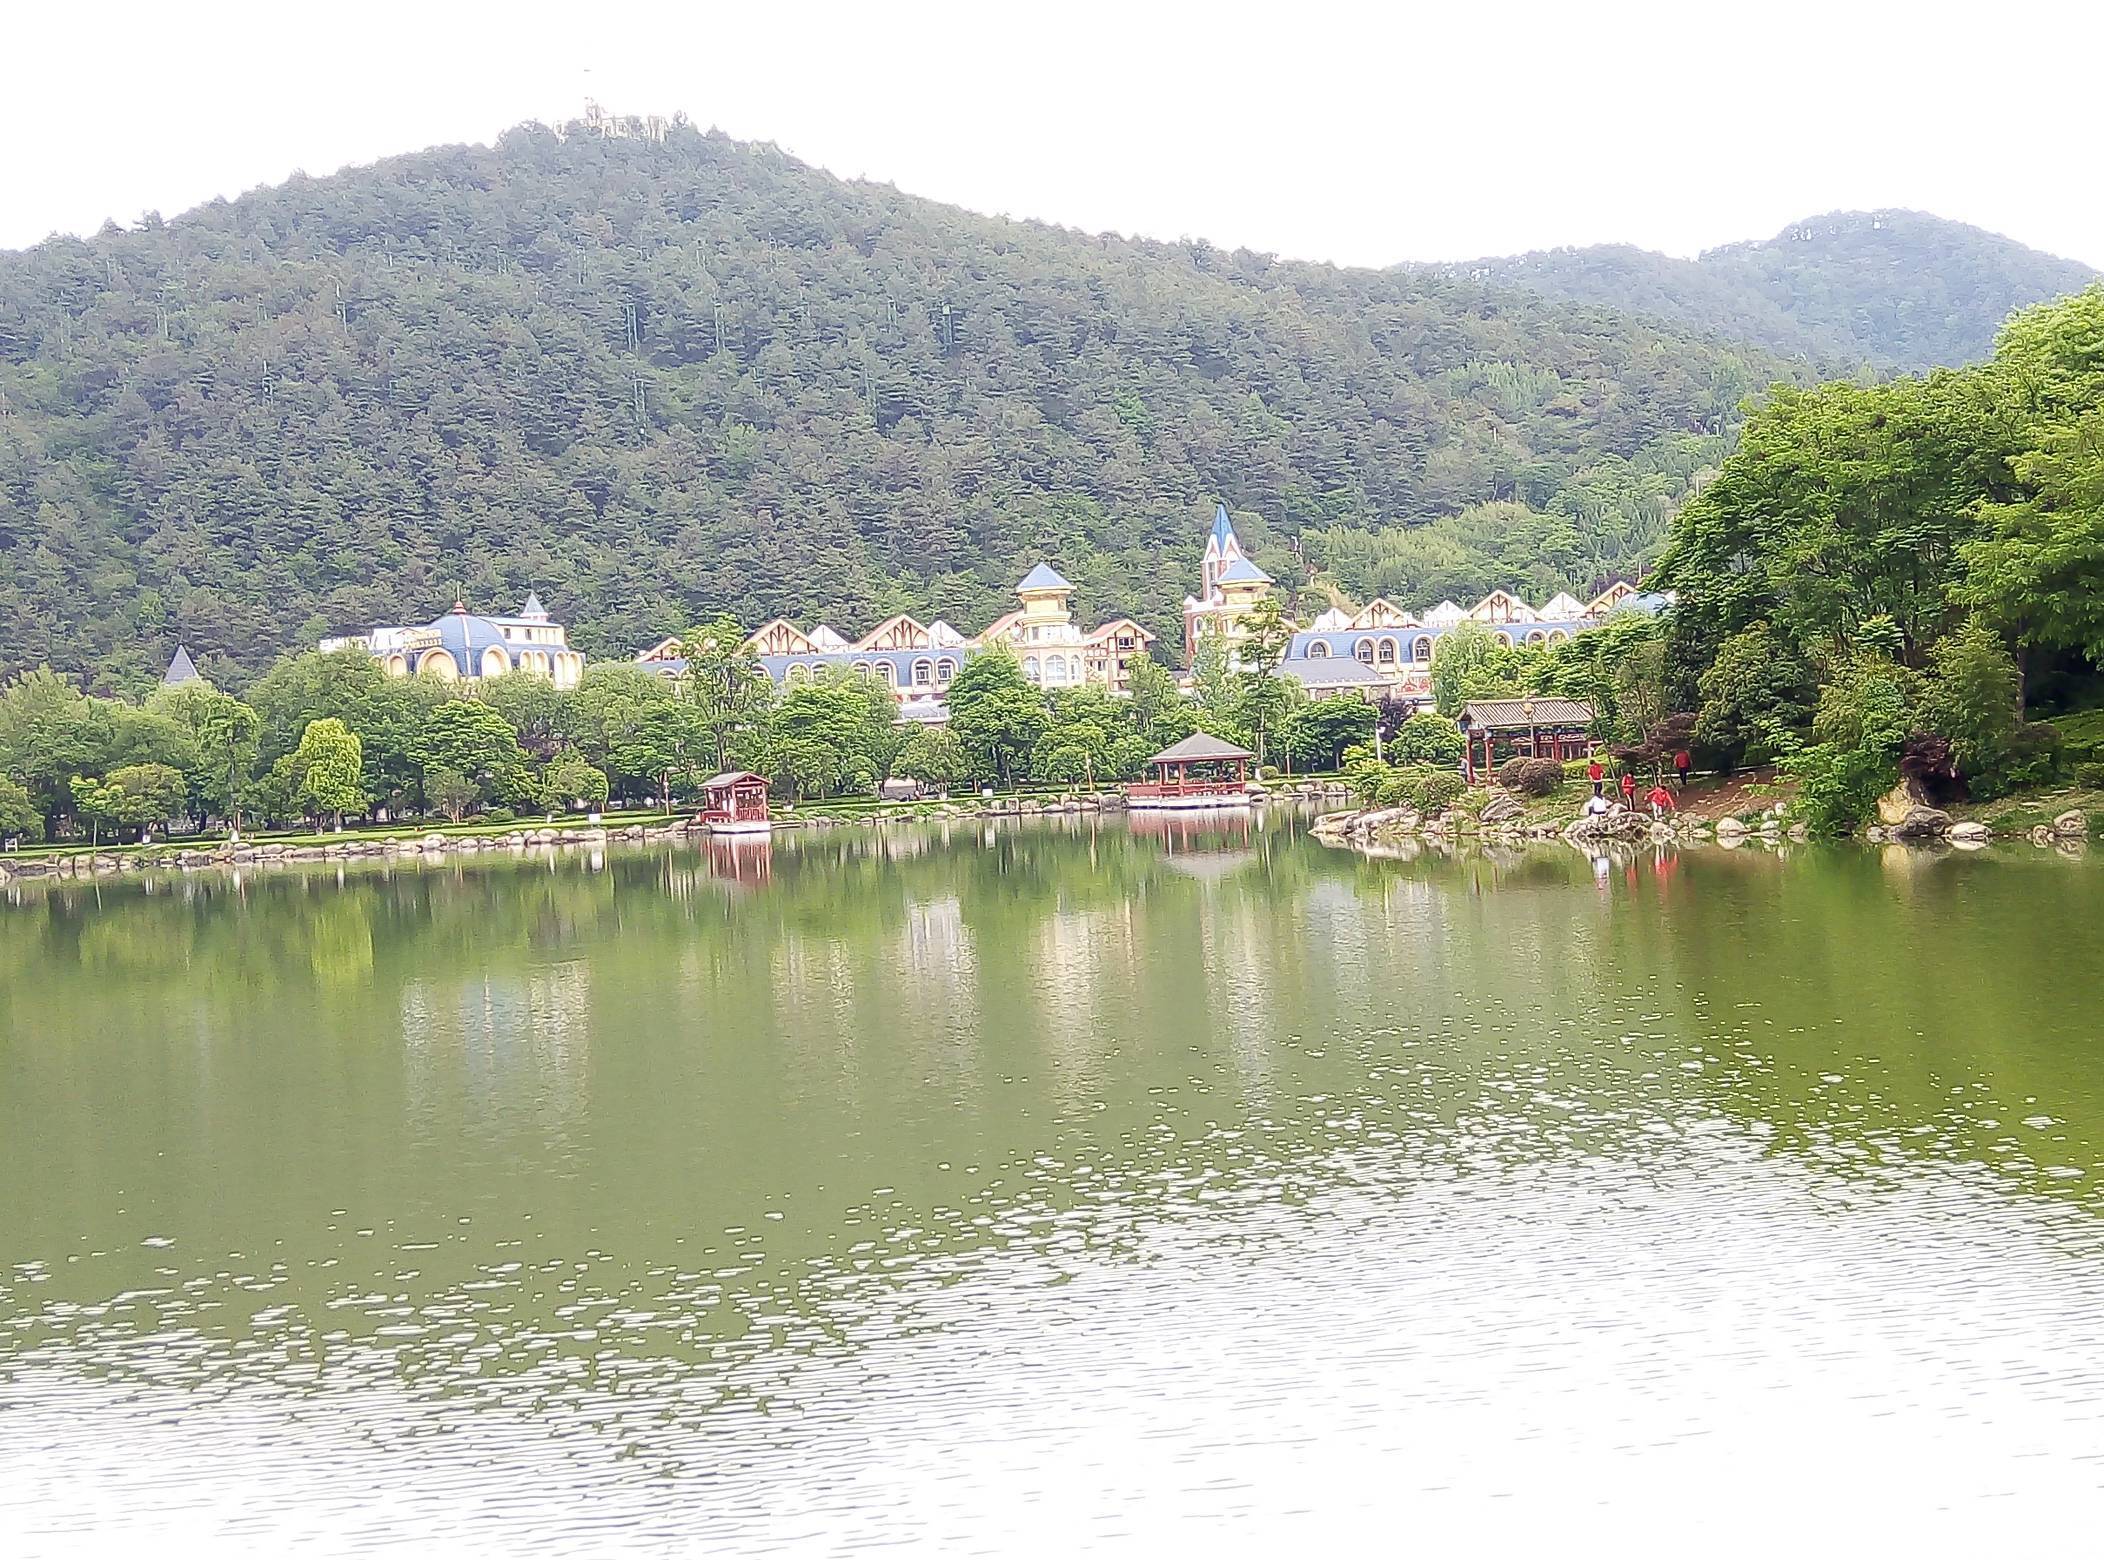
[{"left": 4, "top": 818, "right": 2103, "bottom": 1553}]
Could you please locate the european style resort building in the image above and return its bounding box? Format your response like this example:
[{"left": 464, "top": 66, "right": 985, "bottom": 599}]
[
  {"left": 317, "top": 505, "right": 1660, "bottom": 715},
  {"left": 319, "top": 594, "right": 588, "bottom": 689},
  {"left": 636, "top": 562, "right": 1158, "bottom": 716}
]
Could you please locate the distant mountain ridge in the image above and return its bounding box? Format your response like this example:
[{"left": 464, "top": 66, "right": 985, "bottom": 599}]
[
  {"left": 0, "top": 118, "right": 2091, "bottom": 690},
  {"left": 1459, "top": 209, "right": 2098, "bottom": 371}
]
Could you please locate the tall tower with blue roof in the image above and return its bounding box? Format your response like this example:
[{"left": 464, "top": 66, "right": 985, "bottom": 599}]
[{"left": 1199, "top": 502, "right": 1246, "bottom": 597}]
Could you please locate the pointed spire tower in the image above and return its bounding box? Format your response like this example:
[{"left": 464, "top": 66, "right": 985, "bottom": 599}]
[
  {"left": 1201, "top": 502, "right": 1245, "bottom": 598},
  {"left": 160, "top": 645, "right": 203, "bottom": 688}
]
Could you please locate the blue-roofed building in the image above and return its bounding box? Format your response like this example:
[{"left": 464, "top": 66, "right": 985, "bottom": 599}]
[
  {"left": 638, "top": 561, "right": 1159, "bottom": 708},
  {"left": 319, "top": 594, "right": 586, "bottom": 688},
  {"left": 1183, "top": 503, "right": 1276, "bottom": 664},
  {"left": 1273, "top": 580, "right": 1664, "bottom": 705}
]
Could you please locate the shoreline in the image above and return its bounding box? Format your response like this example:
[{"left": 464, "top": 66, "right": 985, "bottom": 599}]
[{"left": 0, "top": 781, "right": 1359, "bottom": 886}]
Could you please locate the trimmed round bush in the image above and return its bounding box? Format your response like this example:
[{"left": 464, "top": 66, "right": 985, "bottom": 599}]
[
  {"left": 1501, "top": 758, "right": 1565, "bottom": 797},
  {"left": 1412, "top": 771, "right": 1466, "bottom": 815}
]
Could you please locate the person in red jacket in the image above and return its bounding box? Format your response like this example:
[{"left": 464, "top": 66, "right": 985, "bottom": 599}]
[
  {"left": 1647, "top": 783, "right": 1676, "bottom": 819},
  {"left": 1587, "top": 754, "right": 1605, "bottom": 797},
  {"left": 1618, "top": 770, "right": 1637, "bottom": 808},
  {"left": 1674, "top": 748, "right": 1692, "bottom": 789}
]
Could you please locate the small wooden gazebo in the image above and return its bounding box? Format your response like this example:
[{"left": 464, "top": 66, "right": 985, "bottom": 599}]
[
  {"left": 699, "top": 771, "right": 772, "bottom": 835},
  {"left": 1457, "top": 697, "right": 1597, "bottom": 784},
  {"left": 1126, "top": 732, "right": 1257, "bottom": 811}
]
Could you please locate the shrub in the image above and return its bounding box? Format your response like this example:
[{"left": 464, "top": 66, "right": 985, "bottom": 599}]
[
  {"left": 2075, "top": 761, "right": 2104, "bottom": 789},
  {"left": 1388, "top": 711, "right": 1466, "bottom": 767},
  {"left": 1257, "top": 764, "right": 1282, "bottom": 781},
  {"left": 483, "top": 806, "right": 516, "bottom": 824},
  {"left": 1376, "top": 766, "right": 1434, "bottom": 809},
  {"left": 1412, "top": 770, "right": 1466, "bottom": 815},
  {"left": 1499, "top": 757, "right": 1565, "bottom": 797}
]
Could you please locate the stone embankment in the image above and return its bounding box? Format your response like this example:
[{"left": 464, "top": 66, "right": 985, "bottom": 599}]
[
  {"left": 0, "top": 780, "right": 1357, "bottom": 884},
  {"left": 1311, "top": 795, "right": 1806, "bottom": 852},
  {"left": 1861, "top": 782, "right": 2093, "bottom": 850}
]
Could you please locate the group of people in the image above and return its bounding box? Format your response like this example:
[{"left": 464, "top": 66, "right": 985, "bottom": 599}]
[{"left": 1583, "top": 750, "right": 1690, "bottom": 820}]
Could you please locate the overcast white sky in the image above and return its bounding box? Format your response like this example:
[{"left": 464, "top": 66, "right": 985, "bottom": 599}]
[{"left": 8, "top": 0, "right": 2102, "bottom": 266}]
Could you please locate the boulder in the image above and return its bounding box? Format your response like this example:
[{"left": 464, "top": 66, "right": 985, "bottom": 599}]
[
  {"left": 1715, "top": 816, "right": 1749, "bottom": 838},
  {"left": 1564, "top": 804, "right": 1650, "bottom": 843},
  {"left": 1893, "top": 806, "right": 1952, "bottom": 842},
  {"left": 1479, "top": 791, "right": 1524, "bottom": 825},
  {"left": 1876, "top": 780, "right": 1928, "bottom": 826},
  {"left": 2051, "top": 809, "right": 2087, "bottom": 838},
  {"left": 1948, "top": 821, "right": 1992, "bottom": 846},
  {"left": 2031, "top": 825, "right": 2055, "bottom": 847}
]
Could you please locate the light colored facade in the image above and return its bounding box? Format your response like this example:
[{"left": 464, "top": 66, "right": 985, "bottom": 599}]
[
  {"left": 637, "top": 565, "right": 1157, "bottom": 705},
  {"left": 320, "top": 593, "right": 586, "bottom": 689},
  {"left": 1182, "top": 504, "right": 1276, "bottom": 664},
  {"left": 1277, "top": 581, "right": 1664, "bottom": 705}
]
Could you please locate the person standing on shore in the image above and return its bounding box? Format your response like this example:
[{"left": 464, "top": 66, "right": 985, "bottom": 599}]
[
  {"left": 1587, "top": 754, "right": 1605, "bottom": 797},
  {"left": 1674, "top": 748, "right": 1692, "bottom": 790},
  {"left": 1619, "top": 769, "right": 1637, "bottom": 809}
]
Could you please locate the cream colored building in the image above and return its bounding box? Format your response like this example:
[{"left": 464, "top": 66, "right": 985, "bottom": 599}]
[{"left": 320, "top": 594, "right": 586, "bottom": 689}]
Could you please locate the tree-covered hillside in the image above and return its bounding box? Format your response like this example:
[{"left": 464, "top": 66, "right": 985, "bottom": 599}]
[
  {"left": 0, "top": 114, "right": 1805, "bottom": 691},
  {"left": 1466, "top": 210, "right": 2096, "bottom": 373}
]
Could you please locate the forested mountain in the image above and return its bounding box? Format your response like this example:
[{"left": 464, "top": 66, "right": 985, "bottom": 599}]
[
  {"left": 1465, "top": 210, "right": 2096, "bottom": 372},
  {"left": 0, "top": 116, "right": 2070, "bottom": 692}
]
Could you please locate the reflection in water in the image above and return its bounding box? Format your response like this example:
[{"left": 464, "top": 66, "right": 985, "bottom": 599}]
[{"left": 3, "top": 824, "right": 2104, "bottom": 1551}]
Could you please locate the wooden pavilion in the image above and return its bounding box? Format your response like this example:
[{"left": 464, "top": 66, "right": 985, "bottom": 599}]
[
  {"left": 698, "top": 771, "right": 772, "bottom": 835},
  {"left": 1457, "top": 697, "right": 1598, "bottom": 784},
  {"left": 1126, "top": 732, "right": 1257, "bottom": 811}
]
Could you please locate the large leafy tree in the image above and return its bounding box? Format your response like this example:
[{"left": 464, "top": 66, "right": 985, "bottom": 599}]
[
  {"left": 946, "top": 647, "right": 1048, "bottom": 786},
  {"left": 411, "top": 700, "right": 537, "bottom": 810},
  {"left": 1657, "top": 373, "right": 2022, "bottom": 666},
  {"left": 677, "top": 615, "right": 774, "bottom": 770},
  {"left": 294, "top": 719, "right": 367, "bottom": 829}
]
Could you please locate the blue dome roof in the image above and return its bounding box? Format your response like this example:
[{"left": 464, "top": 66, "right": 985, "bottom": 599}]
[{"left": 427, "top": 606, "right": 514, "bottom": 669}]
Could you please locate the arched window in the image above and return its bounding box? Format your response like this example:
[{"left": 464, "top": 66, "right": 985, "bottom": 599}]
[
  {"left": 1412, "top": 636, "right": 1432, "bottom": 662},
  {"left": 1377, "top": 637, "right": 1398, "bottom": 664},
  {"left": 911, "top": 658, "right": 933, "bottom": 687},
  {"left": 1309, "top": 641, "right": 1331, "bottom": 659},
  {"left": 1024, "top": 656, "right": 1042, "bottom": 682},
  {"left": 787, "top": 663, "right": 810, "bottom": 684},
  {"left": 879, "top": 661, "right": 898, "bottom": 687},
  {"left": 1526, "top": 630, "right": 1546, "bottom": 645},
  {"left": 1495, "top": 631, "right": 1514, "bottom": 648},
  {"left": 935, "top": 658, "right": 957, "bottom": 685},
  {"left": 1547, "top": 630, "right": 1568, "bottom": 644},
  {"left": 853, "top": 660, "right": 874, "bottom": 681},
  {"left": 1354, "top": 639, "right": 1376, "bottom": 665}
]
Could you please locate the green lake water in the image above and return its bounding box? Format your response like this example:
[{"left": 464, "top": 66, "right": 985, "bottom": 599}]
[{"left": 4, "top": 817, "right": 2104, "bottom": 1552}]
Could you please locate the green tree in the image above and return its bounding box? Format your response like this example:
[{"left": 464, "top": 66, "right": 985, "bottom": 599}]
[
  {"left": 0, "top": 775, "right": 42, "bottom": 843},
  {"left": 1694, "top": 623, "right": 1815, "bottom": 766},
  {"left": 0, "top": 669, "right": 113, "bottom": 829},
  {"left": 1122, "top": 657, "right": 1193, "bottom": 746},
  {"left": 424, "top": 766, "right": 481, "bottom": 824},
  {"left": 612, "top": 702, "right": 713, "bottom": 809},
  {"left": 678, "top": 615, "right": 774, "bottom": 769},
  {"left": 294, "top": 718, "right": 367, "bottom": 829},
  {"left": 893, "top": 726, "right": 966, "bottom": 793},
  {"left": 1387, "top": 710, "right": 1466, "bottom": 767},
  {"left": 1279, "top": 697, "right": 1376, "bottom": 772},
  {"left": 1430, "top": 621, "right": 1501, "bottom": 715},
  {"left": 411, "top": 700, "right": 537, "bottom": 810},
  {"left": 152, "top": 683, "right": 261, "bottom": 834},
  {"left": 542, "top": 752, "right": 611, "bottom": 813},
  {"left": 1923, "top": 619, "right": 2024, "bottom": 794},
  {"left": 945, "top": 647, "right": 1049, "bottom": 786},
  {"left": 476, "top": 672, "right": 575, "bottom": 763}
]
